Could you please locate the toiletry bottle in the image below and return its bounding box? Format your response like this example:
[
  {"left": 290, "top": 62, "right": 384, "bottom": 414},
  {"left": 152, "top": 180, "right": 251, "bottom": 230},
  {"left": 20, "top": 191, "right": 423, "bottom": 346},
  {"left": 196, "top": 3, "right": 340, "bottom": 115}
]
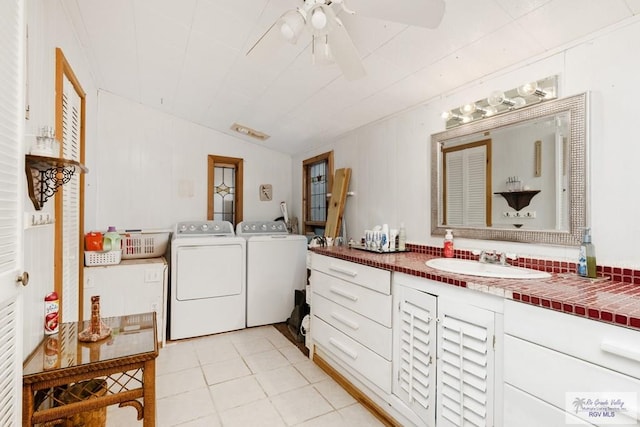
[
  {"left": 577, "top": 228, "right": 596, "bottom": 278},
  {"left": 443, "top": 229, "right": 454, "bottom": 258},
  {"left": 584, "top": 228, "right": 597, "bottom": 278},
  {"left": 398, "top": 223, "right": 407, "bottom": 251},
  {"left": 381, "top": 224, "right": 389, "bottom": 252}
]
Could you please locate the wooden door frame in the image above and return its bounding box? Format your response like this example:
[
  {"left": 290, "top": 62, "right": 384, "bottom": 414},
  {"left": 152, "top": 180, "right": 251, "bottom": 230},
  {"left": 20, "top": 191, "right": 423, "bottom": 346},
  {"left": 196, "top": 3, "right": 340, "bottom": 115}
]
[{"left": 54, "top": 48, "right": 86, "bottom": 322}]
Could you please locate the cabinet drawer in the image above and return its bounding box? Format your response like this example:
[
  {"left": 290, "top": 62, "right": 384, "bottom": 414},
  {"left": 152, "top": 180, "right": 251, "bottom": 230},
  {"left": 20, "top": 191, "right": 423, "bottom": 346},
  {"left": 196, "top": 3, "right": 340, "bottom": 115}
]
[
  {"left": 313, "top": 316, "right": 392, "bottom": 393},
  {"left": 313, "top": 293, "right": 392, "bottom": 360},
  {"left": 505, "top": 335, "right": 640, "bottom": 426},
  {"left": 505, "top": 300, "right": 640, "bottom": 379},
  {"left": 312, "top": 271, "right": 392, "bottom": 327},
  {"left": 504, "top": 384, "right": 595, "bottom": 426},
  {"left": 312, "top": 255, "right": 391, "bottom": 294}
]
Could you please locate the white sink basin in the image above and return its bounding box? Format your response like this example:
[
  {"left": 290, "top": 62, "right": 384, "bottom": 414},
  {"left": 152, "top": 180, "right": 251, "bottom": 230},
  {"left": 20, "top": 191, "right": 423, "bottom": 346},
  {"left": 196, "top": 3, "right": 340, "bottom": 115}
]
[{"left": 425, "top": 258, "right": 551, "bottom": 279}]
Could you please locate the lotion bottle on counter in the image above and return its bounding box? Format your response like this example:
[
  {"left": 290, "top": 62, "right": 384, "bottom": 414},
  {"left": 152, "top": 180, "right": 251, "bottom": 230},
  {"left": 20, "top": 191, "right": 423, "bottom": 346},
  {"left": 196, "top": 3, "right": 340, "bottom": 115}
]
[
  {"left": 398, "top": 223, "right": 407, "bottom": 251},
  {"left": 443, "top": 229, "right": 454, "bottom": 258}
]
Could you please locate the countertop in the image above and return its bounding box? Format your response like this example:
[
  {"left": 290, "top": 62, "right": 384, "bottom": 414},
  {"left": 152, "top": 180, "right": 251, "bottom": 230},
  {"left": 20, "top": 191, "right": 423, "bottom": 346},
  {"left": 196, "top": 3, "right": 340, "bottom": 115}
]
[{"left": 310, "top": 246, "right": 640, "bottom": 332}]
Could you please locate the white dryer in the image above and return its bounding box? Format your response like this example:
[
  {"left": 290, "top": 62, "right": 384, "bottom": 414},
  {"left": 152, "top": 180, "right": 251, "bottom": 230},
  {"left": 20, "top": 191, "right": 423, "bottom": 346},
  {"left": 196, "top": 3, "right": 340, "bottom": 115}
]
[
  {"left": 170, "top": 220, "right": 245, "bottom": 340},
  {"left": 236, "top": 221, "right": 307, "bottom": 327}
]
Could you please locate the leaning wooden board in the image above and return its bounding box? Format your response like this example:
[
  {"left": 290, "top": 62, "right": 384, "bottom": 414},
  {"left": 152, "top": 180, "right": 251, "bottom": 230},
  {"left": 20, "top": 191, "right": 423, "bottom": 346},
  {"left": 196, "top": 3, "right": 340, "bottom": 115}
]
[{"left": 324, "top": 168, "right": 351, "bottom": 239}]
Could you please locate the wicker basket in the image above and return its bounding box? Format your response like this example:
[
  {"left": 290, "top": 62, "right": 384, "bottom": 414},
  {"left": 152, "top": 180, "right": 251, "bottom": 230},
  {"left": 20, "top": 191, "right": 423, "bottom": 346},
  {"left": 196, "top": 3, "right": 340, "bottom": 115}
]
[
  {"left": 84, "top": 250, "right": 121, "bottom": 266},
  {"left": 58, "top": 379, "right": 107, "bottom": 427}
]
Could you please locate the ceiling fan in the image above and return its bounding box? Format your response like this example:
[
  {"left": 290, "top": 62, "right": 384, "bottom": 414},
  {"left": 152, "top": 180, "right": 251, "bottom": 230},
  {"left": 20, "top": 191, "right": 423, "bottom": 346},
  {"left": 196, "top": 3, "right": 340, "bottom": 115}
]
[{"left": 247, "top": 0, "right": 446, "bottom": 81}]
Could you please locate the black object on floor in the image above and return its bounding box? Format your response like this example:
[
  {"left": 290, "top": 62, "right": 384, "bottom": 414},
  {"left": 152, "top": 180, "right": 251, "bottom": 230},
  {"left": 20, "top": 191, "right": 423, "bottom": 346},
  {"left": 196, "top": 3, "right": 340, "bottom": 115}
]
[{"left": 274, "top": 322, "right": 309, "bottom": 357}]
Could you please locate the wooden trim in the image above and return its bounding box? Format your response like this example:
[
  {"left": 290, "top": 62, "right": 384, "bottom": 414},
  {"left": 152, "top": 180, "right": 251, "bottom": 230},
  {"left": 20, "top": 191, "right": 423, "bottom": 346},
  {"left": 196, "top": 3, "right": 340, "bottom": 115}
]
[
  {"left": 302, "top": 151, "right": 333, "bottom": 234},
  {"left": 312, "top": 351, "right": 400, "bottom": 427},
  {"left": 54, "top": 48, "right": 86, "bottom": 322},
  {"left": 207, "top": 155, "right": 243, "bottom": 225}
]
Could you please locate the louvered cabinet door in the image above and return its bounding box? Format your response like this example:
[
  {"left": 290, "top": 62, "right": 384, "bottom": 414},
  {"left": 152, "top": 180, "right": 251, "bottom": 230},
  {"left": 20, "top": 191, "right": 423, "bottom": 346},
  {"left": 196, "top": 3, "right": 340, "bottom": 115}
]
[
  {"left": 393, "top": 285, "right": 437, "bottom": 426},
  {"left": 437, "top": 297, "right": 495, "bottom": 427}
]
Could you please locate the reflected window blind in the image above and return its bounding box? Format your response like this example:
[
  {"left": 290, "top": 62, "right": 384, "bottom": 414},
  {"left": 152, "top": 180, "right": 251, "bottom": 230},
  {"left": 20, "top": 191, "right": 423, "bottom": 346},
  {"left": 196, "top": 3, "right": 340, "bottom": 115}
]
[
  {"left": 61, "top": 74, "right": 81, "bottom": 322},
  {"left": 445, "top": 145, "right": 486, "bottom": 226}
]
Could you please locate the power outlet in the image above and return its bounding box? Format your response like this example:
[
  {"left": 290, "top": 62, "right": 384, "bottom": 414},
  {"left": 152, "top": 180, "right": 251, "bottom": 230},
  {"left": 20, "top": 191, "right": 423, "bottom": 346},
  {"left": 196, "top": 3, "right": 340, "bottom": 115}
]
[{"left": 144, "top": 270, "right": 162, "bottom": 283}]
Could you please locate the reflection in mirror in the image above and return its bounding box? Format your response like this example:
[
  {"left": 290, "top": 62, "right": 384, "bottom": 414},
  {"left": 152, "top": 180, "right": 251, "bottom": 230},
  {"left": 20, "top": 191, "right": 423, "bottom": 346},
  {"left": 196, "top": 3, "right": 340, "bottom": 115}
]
[{"left": 431, "top": 93, "right": 587, "bottom": 246}]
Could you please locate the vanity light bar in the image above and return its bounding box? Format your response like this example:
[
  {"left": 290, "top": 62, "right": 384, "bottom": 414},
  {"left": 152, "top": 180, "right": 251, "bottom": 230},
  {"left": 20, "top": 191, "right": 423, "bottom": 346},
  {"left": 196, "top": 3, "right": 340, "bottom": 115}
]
[{"left": 442, "top": 75, "right": 558, "bottom": 129}]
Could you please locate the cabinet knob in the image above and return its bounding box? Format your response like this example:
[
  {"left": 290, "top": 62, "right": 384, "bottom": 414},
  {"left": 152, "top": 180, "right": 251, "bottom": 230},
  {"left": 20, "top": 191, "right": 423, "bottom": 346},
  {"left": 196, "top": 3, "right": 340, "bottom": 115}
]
[{"left": 16, "top": 271, "right": 29, "bottom": 286}]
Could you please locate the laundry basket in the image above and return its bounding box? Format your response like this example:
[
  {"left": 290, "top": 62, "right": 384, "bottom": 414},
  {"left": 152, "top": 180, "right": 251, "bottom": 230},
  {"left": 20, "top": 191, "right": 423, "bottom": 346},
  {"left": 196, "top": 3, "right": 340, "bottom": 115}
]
[
  {"left": 120, "top": 230, "right": 170, "bottom": 259},
  {"left": 57, "top": 379, "right": 108, "bottom": 427}
]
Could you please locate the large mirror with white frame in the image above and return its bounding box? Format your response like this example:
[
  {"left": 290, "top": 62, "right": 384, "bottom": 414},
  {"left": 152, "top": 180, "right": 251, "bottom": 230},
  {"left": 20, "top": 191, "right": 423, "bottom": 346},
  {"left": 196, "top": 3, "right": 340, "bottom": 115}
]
[{"left": 431, "top": 92, "right": 588, "bottom": 246}]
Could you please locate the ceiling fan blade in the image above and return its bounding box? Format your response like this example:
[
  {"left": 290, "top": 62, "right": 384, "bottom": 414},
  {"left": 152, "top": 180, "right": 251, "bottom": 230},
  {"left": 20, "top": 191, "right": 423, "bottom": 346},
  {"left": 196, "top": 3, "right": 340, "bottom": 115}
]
[
  {"left": 346, "top": 0, "right": 445, "bottom": 29},
  {"left": 327, "top": 17, "right": 366, "bottom": 81}
]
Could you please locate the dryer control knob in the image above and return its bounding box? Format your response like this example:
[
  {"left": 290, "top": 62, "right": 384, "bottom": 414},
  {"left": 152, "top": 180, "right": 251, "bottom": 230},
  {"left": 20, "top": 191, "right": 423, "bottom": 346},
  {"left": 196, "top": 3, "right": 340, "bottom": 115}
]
[
  {"left": 261, "top": 224, "right": 267, "bottom": 230},
  {"left": 201, "top": 224, "right": 209, "bottom": 231},
  {"left": 189, "top": 224, "right": 197, "bottom": 231}
]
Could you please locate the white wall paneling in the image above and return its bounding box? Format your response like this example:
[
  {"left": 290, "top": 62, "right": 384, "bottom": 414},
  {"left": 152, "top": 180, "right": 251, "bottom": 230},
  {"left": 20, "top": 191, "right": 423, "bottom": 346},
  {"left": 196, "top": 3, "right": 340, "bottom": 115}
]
[{"left": 292, "top": 17, "right": 640, "bottom": 269}]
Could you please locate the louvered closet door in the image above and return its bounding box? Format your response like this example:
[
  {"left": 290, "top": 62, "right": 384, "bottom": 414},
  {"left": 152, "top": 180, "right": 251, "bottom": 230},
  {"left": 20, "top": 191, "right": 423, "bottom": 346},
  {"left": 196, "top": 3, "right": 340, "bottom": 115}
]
[
  {"left": 59, "top": 73, "right": 82, "bottom": 322},
  {"left": 437, "top": 297, "right": 495, "bottom": 427},
  {"left": 393, "top": 285, "right": 437, "bottom": 426},
  {"left": 0, "top": 0, "right": 25, "bottom": 424}
]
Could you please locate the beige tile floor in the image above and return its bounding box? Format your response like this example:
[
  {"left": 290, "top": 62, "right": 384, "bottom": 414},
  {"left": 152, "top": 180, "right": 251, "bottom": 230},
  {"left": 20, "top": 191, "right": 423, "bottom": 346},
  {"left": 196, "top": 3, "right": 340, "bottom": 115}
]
[{"left": 106, "top": 325, "right": 385, "bottom": 426}]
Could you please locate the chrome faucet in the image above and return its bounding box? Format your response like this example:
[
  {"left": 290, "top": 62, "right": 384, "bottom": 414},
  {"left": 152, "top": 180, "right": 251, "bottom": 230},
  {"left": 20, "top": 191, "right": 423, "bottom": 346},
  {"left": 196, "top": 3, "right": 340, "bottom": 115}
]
[{"left": 479, "top": 250, "right": 509, "bottom": 265}]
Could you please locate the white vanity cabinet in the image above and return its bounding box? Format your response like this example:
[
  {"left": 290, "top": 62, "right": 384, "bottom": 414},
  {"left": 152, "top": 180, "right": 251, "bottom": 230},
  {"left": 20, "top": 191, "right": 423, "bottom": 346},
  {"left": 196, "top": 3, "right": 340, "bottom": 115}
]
[
  {"left": 393, "top": 273, "right": 503, "bottom": 427},
  {"left": 310, "top": 254, "right": 393, "bottom": 397},
  {"left": 504, "top": 300, "right": 640, "bottom": 427},
  {"left": 393, "top": 283, "right": 438, "bottom": 426}
]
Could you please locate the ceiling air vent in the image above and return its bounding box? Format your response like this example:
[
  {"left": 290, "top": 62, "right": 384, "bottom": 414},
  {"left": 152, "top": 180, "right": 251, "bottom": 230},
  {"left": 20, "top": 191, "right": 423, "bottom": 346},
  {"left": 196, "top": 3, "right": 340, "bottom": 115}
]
[{"left": 230, "top": 123, "right": 270, "bottom": 141}]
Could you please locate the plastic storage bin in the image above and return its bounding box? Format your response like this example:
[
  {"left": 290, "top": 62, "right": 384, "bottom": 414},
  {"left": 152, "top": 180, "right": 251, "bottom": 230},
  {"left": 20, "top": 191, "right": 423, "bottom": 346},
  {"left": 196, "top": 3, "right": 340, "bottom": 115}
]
[
  {"left": 84, "top": 250, "right": 122, "bottom": 266},
  {"left": 120, "top": 231, "right": 170, "bottom": 259}
]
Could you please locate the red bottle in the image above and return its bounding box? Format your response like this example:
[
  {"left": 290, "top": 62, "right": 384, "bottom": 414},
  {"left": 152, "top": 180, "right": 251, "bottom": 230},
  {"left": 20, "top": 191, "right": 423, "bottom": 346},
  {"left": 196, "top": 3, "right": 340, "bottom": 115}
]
[
  {"left": 443, "top": 229, "right": 454, "bottom": 258},
  {"left": 44, "top": 292, "right": 59, "bottom": 335}
]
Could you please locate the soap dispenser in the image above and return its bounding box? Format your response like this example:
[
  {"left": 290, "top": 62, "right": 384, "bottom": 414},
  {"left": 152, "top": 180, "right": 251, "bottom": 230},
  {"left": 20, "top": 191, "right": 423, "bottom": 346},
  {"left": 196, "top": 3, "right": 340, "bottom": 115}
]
[
  {"left": 443, "top": 229, "right": 454, "bottom": 258},
  {"left": 577, "top": 228, "right": 596, "bottom": 278}
]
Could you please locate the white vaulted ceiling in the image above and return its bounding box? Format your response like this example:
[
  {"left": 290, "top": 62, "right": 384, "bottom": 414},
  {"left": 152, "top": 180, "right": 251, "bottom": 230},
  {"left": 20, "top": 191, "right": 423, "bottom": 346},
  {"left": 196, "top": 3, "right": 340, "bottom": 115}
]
[{"left": 63, "top": 0, "right": 638, "bottom": 155}]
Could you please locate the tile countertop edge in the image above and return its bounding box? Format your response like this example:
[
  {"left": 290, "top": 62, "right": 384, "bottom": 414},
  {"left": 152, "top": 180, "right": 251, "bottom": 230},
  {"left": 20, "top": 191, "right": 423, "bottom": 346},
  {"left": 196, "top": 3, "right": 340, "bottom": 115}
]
[{"left": 310, "top": 247, "right": 640, "bottom": 332}]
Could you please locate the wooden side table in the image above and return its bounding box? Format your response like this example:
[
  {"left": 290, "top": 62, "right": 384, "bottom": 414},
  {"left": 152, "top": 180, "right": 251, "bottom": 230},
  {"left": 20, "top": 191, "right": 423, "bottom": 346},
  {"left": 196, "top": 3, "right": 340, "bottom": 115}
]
[{"left": 22, "top": 313, "right": 158, "bottom": 426}]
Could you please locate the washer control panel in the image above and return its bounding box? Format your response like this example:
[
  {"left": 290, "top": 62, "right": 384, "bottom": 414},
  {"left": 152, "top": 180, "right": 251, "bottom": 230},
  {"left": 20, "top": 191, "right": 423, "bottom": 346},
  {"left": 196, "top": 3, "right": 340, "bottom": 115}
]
[
  {"left": 175, "top": 220, "right": 235, "bottom": 236},
  {"left": 236, "top": 221, "right": 288, "bottom": 235}
]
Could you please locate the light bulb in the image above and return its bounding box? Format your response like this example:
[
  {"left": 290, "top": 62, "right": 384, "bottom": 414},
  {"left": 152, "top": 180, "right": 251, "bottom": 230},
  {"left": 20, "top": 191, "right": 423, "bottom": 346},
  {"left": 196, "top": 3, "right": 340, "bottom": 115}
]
[
  {"left": 517, "top": 82, "right": 538, "bottom": 97},
  {"left": 311, "top": 8, "right": 327, "bottom": 30},
  {"left": 483, "top": 106, "right": 497, "bottom": 117},
  {"left": 279, "top": 10, "right": 305, "bottom": 43},
  {"left": 512, "top": 97, "right": 526, "bottom": 109},
  {"left": 487, "top": 90, "right": 506, "bottom": 107},
  {"left": 280, "top": 23, "right": 294, "bottom": 40},
  {"left": 441, "top": 111, "right": 453, "bottom": 120},
  {"left": 459, "top": 103, "right": 477, "bottom": 115}
]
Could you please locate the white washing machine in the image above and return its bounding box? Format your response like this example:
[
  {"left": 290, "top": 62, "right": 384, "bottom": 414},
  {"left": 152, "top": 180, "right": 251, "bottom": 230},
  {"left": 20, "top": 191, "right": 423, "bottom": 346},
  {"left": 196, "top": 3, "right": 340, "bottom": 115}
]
[
  {"left": 236, "top": 220, "right": 307, "bottom": 327},
  {"left": 170, "top": 220, "right": 246, "bottom": 340}
]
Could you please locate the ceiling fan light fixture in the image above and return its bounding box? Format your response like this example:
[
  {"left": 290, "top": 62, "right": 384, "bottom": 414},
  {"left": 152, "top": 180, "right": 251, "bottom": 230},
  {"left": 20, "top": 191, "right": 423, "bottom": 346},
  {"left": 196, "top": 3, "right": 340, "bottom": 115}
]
[
  {"left": 279, "top": 10, "right": 306, "bottom": 43},
  {"left": 311, "top": 8, "right": 327, "bottom": 30}
]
